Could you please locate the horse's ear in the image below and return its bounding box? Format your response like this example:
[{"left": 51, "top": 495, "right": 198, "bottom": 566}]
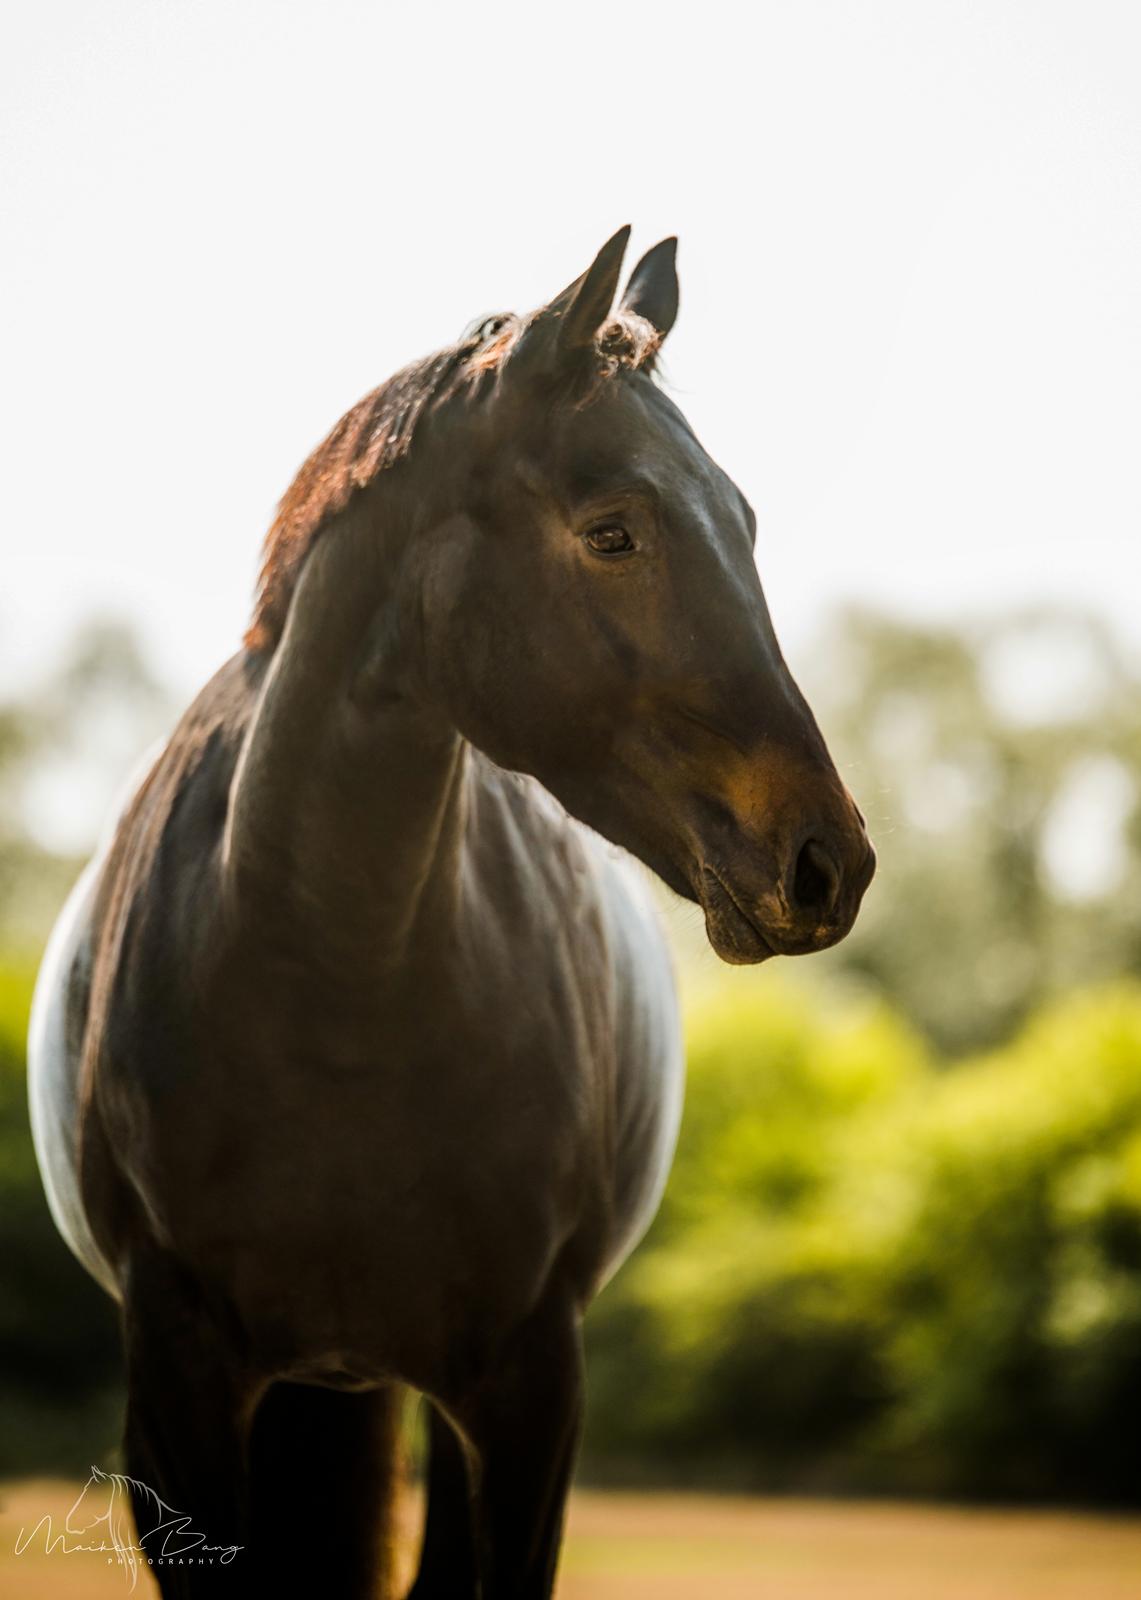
[
  {"left": 620, "top": 237, "right": 679, "bottom": 339},
  {"left": 549, "top": 225, "right": 632, "bottom": 353}
]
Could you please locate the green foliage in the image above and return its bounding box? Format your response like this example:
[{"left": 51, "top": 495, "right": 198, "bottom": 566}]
[
  {"left": 584, "top": 979, "right": 1141, "bottom": 1501},
  {"left": 0, "top": 960, "right": 123, "bottom": 1476}
]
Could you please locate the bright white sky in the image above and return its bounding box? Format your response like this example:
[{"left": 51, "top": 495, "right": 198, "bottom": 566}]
[{"left": 3, "top": 0, "right": 1139, "bottom": 706}]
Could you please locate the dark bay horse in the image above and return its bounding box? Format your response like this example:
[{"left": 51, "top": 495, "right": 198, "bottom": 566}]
[{"left": 28, "top": 228, "right": 874, "bottom": 1598}]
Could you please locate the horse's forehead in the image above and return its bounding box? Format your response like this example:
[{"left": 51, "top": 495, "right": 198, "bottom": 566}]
[{"left": 533, "top": 381, "right": 723, "bottom": 497}]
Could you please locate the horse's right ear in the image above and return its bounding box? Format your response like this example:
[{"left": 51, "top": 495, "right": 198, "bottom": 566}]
[
  {"left": 512, "top": 227, "right": 632, "bottom": 380},
  {"left": 620, "top": 237, "right": 679, "bottom": 339},
  {"left": 549, "top": 226, "right": 632, "bottom": 354}
]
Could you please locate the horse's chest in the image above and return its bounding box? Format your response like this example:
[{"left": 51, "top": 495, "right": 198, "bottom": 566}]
[
  {"left": 94, "top": 818, "right": 674, "bottom": 1379},
  {"left": 131, "top": 970, "right": 609, "bottom": 1355}
]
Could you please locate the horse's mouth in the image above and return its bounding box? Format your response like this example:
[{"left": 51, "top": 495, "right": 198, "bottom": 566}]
[{"left": 698, "top": 866, "right": 775, "bottom": 965}]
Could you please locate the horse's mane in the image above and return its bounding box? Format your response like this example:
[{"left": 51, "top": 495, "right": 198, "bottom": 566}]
[{"left": 244, "top": 309, "right": 661, "bottom": 652}]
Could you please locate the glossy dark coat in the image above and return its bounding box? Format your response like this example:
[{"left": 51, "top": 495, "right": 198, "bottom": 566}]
[{"left": 29, "top": 229, "right": 873, "bottom": 1599}]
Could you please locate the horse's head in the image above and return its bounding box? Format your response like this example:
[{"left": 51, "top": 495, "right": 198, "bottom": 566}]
[
  {"left": 421, "top": 228, "right": 874, "bottom": 961},
  {"left": 65, "top": 1466, "right": 113, "bottom": 1534},
  {"left": 65, "top": 1466, "right": 134, "bottom": 1545}
]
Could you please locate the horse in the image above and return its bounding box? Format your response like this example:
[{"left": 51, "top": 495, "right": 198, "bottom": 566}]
[{"left": 28, "top": 227, "right": 874, "bottom": 1598}]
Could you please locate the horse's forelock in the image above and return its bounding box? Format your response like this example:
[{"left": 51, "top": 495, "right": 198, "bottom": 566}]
[{"left": 595, "top": 310, "right": 663, "bottom": 375}]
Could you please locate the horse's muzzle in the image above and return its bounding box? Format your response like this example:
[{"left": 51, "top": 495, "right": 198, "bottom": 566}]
[{"left": 697, "top": 825, "right": 876, "bottom": 965}]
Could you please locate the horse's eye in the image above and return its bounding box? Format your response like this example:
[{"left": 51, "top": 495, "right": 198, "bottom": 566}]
[{"left": 583, "top": 525, "right": 635, "bottom": 556}]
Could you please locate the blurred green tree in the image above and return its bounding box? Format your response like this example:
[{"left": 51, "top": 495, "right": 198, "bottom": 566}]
[
  {"left": 0, "top": 617, "right": 169, "bottom": 950},
  {"left": 803, "top": 608, "right": 1141, "bottom": 1053}
]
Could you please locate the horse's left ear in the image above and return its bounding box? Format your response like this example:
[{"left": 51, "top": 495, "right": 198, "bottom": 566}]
[{"left": 620, "top": 237, "right": 679, "bottom": 339}]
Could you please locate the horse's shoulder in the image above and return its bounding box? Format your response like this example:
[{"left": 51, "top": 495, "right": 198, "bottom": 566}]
[
  {"left": 96, "top": 652, "right": 260, "bottom": 913},
  {"left": 77, "top": 654, "right": 263, "bottom": 1069}
]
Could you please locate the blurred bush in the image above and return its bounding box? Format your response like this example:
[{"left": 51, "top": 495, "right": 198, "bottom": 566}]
[
  {"left": 0, "top": 962, "right": 122, "bottom": 1476},
  {"left": 584, "top": 977, "right": 1141, "bottom": 1503}
]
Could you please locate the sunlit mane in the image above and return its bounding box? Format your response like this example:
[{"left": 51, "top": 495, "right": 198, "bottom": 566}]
[{"left": 244, "top": 309, "right": 661, "bottom": 651}]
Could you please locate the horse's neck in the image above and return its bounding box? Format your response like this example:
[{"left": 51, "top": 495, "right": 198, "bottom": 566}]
[{"left": 224, "top": 497, "right": 466, "bottom": 978}]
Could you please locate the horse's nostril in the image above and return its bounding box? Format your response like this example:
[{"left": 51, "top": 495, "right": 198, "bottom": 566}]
[{"left": 792, "top": 839, "right": 841, "bottom": 920}]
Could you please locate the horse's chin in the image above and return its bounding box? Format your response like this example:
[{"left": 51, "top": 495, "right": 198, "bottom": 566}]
[{"left": 697, "top": 868, "right": 775, "bottom": 965}]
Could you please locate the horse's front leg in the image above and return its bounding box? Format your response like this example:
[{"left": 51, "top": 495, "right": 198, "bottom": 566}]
[
  {"left": 408, "top": 1401, "right": 479, "bottom": 1599},
  {"left": 459, "top": 1291, "right": 584, "bottom": 1600},
  {"left": 120, "top": 1245, "right": 254, "bottom": 1597}
]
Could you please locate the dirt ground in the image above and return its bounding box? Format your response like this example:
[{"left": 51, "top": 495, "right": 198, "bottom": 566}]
[{"left": 2, "top": 1479, "right": 1140, "bottom": 1599}]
